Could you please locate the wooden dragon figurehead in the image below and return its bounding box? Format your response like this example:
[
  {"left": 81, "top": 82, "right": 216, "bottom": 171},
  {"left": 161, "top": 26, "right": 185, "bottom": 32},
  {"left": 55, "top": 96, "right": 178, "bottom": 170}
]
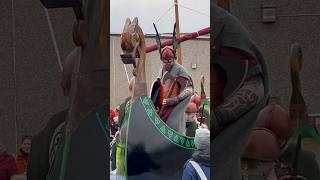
[{"left": 121, "top": 17, "right": 147, "bottom": 101}]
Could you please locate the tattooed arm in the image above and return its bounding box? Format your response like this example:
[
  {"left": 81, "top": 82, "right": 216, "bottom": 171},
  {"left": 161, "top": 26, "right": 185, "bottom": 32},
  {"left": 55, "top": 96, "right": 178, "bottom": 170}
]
[
  {"left": 213, "top": 75, "right": 265, "bottom": 131},
  {"left": 165, "top": 87, "right": 193, "bottom": 106}
]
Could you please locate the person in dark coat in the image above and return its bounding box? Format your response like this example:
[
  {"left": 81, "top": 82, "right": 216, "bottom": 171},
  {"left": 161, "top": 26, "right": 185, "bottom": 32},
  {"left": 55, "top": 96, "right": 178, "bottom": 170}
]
[{"left": 182, "top": 127, "right": 210, "bottom": 180}]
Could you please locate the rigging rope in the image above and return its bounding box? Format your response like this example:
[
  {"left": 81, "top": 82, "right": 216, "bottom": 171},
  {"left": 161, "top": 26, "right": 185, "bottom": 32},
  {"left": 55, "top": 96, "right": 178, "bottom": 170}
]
[
  {"left": 177, "top": 3, "right": 210, "bottom": 18},
  {"left": 153, "top": 4, "right": 175, "bottom": 25},
  {"left": 146, "top": 4, "right": 175, "bottom": 34},
  {"left": 146, "top": 3, "right": 209, "bottom": 35},
  {"left": 43, "top": 8, "right": 63, "bottom": 71},
  {"left": 11, "top": 0, "right": 18, "bottom": 154},
  {"left": 123, "top": 64, "right": 130, "bottom": 84},
  {"left": 9, "top": 3, "right": 63, "bottom": 154}
]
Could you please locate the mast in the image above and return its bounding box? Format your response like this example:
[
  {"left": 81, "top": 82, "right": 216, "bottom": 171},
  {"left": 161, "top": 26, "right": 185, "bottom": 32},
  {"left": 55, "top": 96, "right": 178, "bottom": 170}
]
[{"left": 174, "top": 0, "right": 182, "bottom": 64}]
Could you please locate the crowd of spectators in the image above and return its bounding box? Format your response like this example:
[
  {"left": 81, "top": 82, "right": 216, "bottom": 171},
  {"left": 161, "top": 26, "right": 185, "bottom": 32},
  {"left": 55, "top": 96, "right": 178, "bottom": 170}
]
[{"left": 0, "top": 136, "right": 32, "bottom": 180}]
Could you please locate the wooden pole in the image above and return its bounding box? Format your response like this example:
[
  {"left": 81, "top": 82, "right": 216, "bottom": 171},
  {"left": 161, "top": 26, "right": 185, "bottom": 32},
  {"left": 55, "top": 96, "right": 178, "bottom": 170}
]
[{"left": 174, "top": 0, "right": 182, "bottom": 64}]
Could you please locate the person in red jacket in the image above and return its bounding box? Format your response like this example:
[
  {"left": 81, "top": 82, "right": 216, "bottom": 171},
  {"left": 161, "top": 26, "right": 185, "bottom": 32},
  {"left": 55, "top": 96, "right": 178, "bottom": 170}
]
[
  {"left": 0, "top": 140, "right": 17, "bottom": 180},
  {"left": 110, "top": 109, "right": 117, "bottom": 127},
  {"left": 15, "top": 136, "right": 32, "bottom": 174}
]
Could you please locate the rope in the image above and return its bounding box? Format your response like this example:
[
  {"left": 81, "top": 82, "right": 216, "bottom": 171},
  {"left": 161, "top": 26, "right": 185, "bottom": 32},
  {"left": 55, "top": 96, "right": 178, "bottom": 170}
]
[
  {"left": 10, "top": 0, "right": 63, "bottom": 158},
  {"left": 145, "top": 4, "right": 175, "bottom": 33},
  {"left": 11, "top": 0, "right": 19, "bottom": 155},
  {"left": 43, "top": 8, "right": 63, "bottom": 71},
  {"left": 43, "top": 7, "right": 67, "bottom": 179},
  {"left": 123, "top": 64, "right": 130, "bottom": 84},
  {"left": 153, "top": 4, "right": 175, "bottom": 25},
  {"left": 146, "top": 3, "right": 209, "bottom": 35},
  {"left": 176, "top": 3, "right": 210, "bottom": 18}
]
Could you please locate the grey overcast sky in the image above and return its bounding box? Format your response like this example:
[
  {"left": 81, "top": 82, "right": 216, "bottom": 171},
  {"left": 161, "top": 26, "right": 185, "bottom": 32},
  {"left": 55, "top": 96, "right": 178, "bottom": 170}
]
[{"left": 110, "top": 0, "right": 210, "bottom": 34}]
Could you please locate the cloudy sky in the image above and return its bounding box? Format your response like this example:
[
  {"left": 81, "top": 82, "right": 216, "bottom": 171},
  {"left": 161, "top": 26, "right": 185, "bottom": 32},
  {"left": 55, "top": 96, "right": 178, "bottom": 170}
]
[{"left": 110, "top": 0, "right": 210, "bottom": 34}]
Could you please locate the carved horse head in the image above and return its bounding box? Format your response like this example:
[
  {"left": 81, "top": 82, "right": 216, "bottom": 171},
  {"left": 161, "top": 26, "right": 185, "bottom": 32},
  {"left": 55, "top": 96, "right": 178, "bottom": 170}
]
[
  {"left": 289, "top": 42, "right": 303, "bottom": 74},
  {"left": 121, "top": 17, "right": 146, "bottom": 77},
  {"left": 121, "top": 17, "right": 147, "bottom": 101},
  {"left": 289, "top": 42, "right": 307, "bottom": 126}
]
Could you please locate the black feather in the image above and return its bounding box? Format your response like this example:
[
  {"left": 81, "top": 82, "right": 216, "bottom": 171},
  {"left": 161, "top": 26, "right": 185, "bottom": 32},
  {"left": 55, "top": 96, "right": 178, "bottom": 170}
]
[
  {"left": 153, "top": 23, "right": 162, "bottom": 59},
  {"left": 172, "top": 23, "right": 177, "bottom": 59}
]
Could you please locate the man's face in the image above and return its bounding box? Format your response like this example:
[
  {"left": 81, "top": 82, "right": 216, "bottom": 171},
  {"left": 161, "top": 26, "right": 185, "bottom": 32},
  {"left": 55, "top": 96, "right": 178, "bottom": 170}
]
[
  {"left": 21, "top": 138, "right": 32, "bottom": 154},
  {"left": 162, "top": 58, "right": 174, "bottom": 71}
]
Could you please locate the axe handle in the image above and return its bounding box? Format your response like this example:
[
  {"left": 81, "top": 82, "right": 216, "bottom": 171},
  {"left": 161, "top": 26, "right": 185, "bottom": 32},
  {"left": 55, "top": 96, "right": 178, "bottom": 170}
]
[
  {"left": 159, "top": 79, "right": 177, "bottom": 117},
  {"left": 200, "top": 103, "right": 205, "bottom": 126}
]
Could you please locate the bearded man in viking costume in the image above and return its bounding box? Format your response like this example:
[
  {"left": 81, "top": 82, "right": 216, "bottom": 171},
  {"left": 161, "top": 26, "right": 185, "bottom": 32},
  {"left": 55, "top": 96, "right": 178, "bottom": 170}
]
[
  {"left": 150, "top": 46, "right": 193, "bottom": 135},
  {"left": 154, "top": 46, "right": 193, "bottom": 121},
  {"left": 150, "top": 24, "right": 194, "bottom": 134}
]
